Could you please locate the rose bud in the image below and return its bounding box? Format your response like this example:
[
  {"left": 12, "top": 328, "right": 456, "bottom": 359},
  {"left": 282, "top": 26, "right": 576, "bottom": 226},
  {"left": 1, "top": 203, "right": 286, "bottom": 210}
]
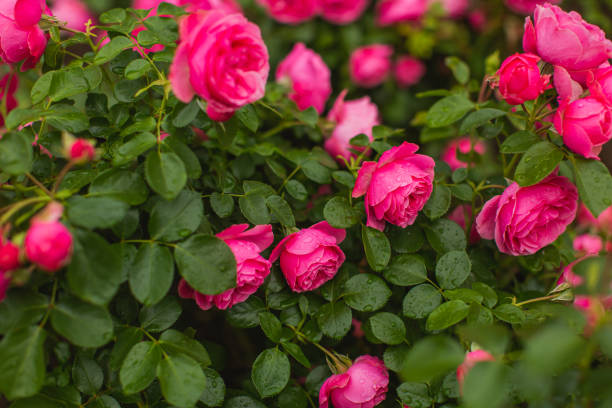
[
  {"left": 169, "top": 11, "right": 269, "bottom": 121},
  {"left": 50, "top": 0, "right": 93, "bottom": 31},
  {"left": 468, "top": 10, "right": 487, "bottom": 31},
  {"left": 25, "top": 202, "right": 73, "bottom": 272},
  {"left": 276, "top": 43, "right": 332, "bottom": 114},
  {"left": 456, "top": 350, "right": 495, "bottom": 391},
  {"left": 325, "top": 90, "right": 380, "bottom": 163},
  {"left": 0, "top": 237, "right": 20, "bottom": 272},
  {"left": 394, "top": 56, "right": 425, "bottom": 88},
  {"left": 68, "top": 138, "right": 96, "bottom": 163},
  {"left": 349, "top": 44, "right": 393, "bottom": 88},
  {"left": 318, "top": 0, "right": 368, "bottom": 25},
  {"left": 495, "top": 53, "right": 551, "bottom": 105},
  {"left": 0, "top": 72, "right": 18, "bottom": 127},
  {"left": 319, "top": 355, "right": 389, "bottom": 408},
  {"left": 352, "top": 142, "right": 435, "bottom": 231},
  {"left": 178, "top": 224, "right": 273, "bottom": 310},
  {"left": 573, "top": 234, "right": 603, "bottom": 255},
  {"left": 441, "top": 137, "right": 486, "bottom": 171},
  {"left": 553, "top": 96, "right": 612, "bottom": 159},
  {"left": 505, "top": 0, "right": 560, "bottom": 15},
  {"left": 255, "top": 0, "right": 317, "bottom": 24},
  {"left": 476, "top": 174, "right": 578, "bottom": 256},
  {"left": 0, "top": 0, "right": 49, "bottom": 70},
  {"left": 269, "top": 221, "right": 346, "bottom": 293},
  {"left": 376, "top": 0, "right": 428, "bottom": 26}
]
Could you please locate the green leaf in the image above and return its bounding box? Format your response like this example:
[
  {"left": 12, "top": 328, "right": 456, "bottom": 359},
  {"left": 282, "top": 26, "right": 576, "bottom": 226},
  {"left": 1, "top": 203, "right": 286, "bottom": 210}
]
[
  {"left": 166, "top": 138, "right": 202, "bottom": 179},
  {"left": 400, "top": 335, "right": 464, "bottom": 382},
  {"left": 316, "top": 301, "right": 352, "bottom": 339},
  {"left": 227, "top": 296, "right": 266, "bottom": 328},
  {"left": 0, "top": 132, "right": 33, "bottom": 175},
  {"left": 324, "top": 196, "right": 360, "bottom": 228},
  {"left": 139, "top": 296, "right": 182, "bottom": 333},
  {"left": 251, "top": 348, "right": 290, "bottom": 398},
  {"left": 45, "top": 104, "right": 89, "bottom": 133},
  {"left": 100, "top": 8, "right": 126, "bottom": 23},
  {"left": 285, "top": 180, "right": 308, "bottom": 201},
  {"left": 172, "top": 100, "right": 200, "bottom": 127},
  {"left": 235, "top": 104, "right": 260, "bottom": 132},
  {"left": 259, "top": 312, "right": 282, "bottom": 343},
  {"left": 281, "top": 343, "right": 311, "bottom": 369},
  {"left": 175, "top": 234, "right": 237, "bottom": 295},
  {"left": 445, "top": 57, "right": 470, "bottom": 84},
  {"left": 397, "top": 382, "right": 432, "bottom": 408},
  {"left": 210, "top": 193, "right": 234, "bottom": 218},
  {"left": 239, "top": 194, "right": 271, "bottom": 225},
  {"left": 67, "top": 196, "right": 129, "bottom": 229},
  {"left": 349, "top": 133, "right": 370, "bottom": 147},
  {"left": 362, "top": 226, "right": 391, "bottom": 272},
  {"left": 225, "top": 396, "right": 266, "bottom": 408},
  {"left": 0, "top": 289, "right": 47, "bottom": 334},
  {"left": 94, "top": 36, "right": 134, "bottom": 65},
  {"left": 49, "top": 68, "right": 89, "bottom": 101},
  {"left": 463, "top": 361, "right": 509, "bottom": 408},
  {"left": 383, "top": 254, "right": 427, "bottom": 286},
  {"left": 523, "top": 324, "right": 585, "bottom": 374},
  {"left": 459, "top": 109, "right": 507, "bottom": 135},
  {"left": 119, "top": 117, "right": 156, "bottom": 137},
  {"left": 149, "top": 189, "right": 203, "bottom": 242},
  {"left": 573, "top": 158, "right": 612, "bottom": 217},
  {"left": 159, "top": 330, "right": 211, "bottom": 366},
  {"left": 500, "top": 131, "right": 541, "bottom": 153},
  {"left": 425, "top": 219, "right": 467, "bottom": 253},
  {"left": 89, "top": 169, "right": 149, "bottom": 205},
  {"left": 110, "top": 327, "right": 143, "bottom": 371},
  {"left": 426, "top": 300, "right": 470, "bottom": 331},
  {"left": 277, "top": 385, "right": 308, "bottom": 408},
  {"left": 72, "top": 354, "right": 103, "bottom": 395},
  {"left": 143, "top": 17, "right": 178, "bottom": 46},
  {"left": 30, "top": 71, "right": 55, "bottom": 104},
  {"left": 129, "top": 244, "right": 174, "bottom": 306},
  {"left": 50, "top": 297, "right": 113, "bottom": 347},
  {"left": 514, "top": 141, "right": 564, "bottom": 186},
  {"left": 200, "top": 368, "right": 226, "bottom": 407},
  {"left": 112, "top": 132, "right": 157, "bottom": 166},
  {"left": 423, "top": 184, "right": 451, "bottom": 219},
  {"left": 435, "top": 250, "right": 471, "bottom": 289},
  {"left": 403, "top": 284, "right": 443, "bottom": 319},
  {"left": 369, "top": 312, "right": 406, "bottom": 345},
  {"left": 426, "top": 94, "right": 474, "bottom": 128},
  {"left": 145, "top": 151, "right": 187, "bottom": 201},
  {"left": 472, "top": 282, "right": 498, "bottom": 308},
  {"left": 301, "top": 160, "right": 331, "bottom": 184},
  {"left": 157, "top": 353, "right": 207, "bottom": 408},
  {"left": 446, "top": 288, "right": 484, "bottom": 304},
  {"left": 266, "top": 195, "right": 295, "bottom": 227},
  {"left": 296, "top": 107, "right": 318, "bottom": 127},
  {"left": 493, "top": 304, "right": 525, "bottom": 325},
  {"left": 0, "top": 326, "right": 46, "bottom": 399},
  {"left": 344, "top": 274, "right": 391, "bottom": 312},
  {"left": 388, "top": 225, "right": 425, "bottom": 254},
  {"left": 124, "top": 59, "right": 152, "bottom": 79}
]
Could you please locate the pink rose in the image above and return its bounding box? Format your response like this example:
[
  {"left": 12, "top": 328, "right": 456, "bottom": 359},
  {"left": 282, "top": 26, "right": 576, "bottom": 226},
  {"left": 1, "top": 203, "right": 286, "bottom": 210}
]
[
  {"left": 448, "top": 204, "right": 480, "bottom": 243},
  {"left": 505, "top": 0, "right": 560, "bottom": 15},
  {"left": 319, "top": 0, "right": 369, "bottom": 24},
  {"left": 352, "top": 142, "right": 435, "bottom": 231},
  {"left": 349, "top": 44, "right": 393, "bottom": 88},
  {"left": 495, "top": 53, "right": 551, "bottom": 105},
  {"left": 476, "top": 175, "right": 578, "bottom": 256},
  {"left": 523, "top": 4, "right": 612, "bottom": 74},
  {"left": 376, "top": 0, "right": 428, "bottom": 26},
  {"left": 0, "top": 0, "right": 49, "bottom": 70},
  {"left": 456, "top": 350, "right": 495, "bottom": 391},
  {"left": 178, "top": 224, "right": 273, "bottom": 310},
  {"left": 276, "top": 43, "right": 331, "bottom": 114},
  {"left": 573, "top": 234, "right": 603, "bottom": 255},
  {"left": 169, "top": 11, "right": 269, "bottom": 121},
  {"left": 69, "top": 138, "right": 96, "bottom": 163},
  {"left": 429, "top": 0, "right": 469, "bottom": 18},
  {"left": 553, "top": 96, "right": 612, "bottom": 159},
  {"left": 25, "top": 203, "right": 73, "bottom": 272},
  {"left": 319, "top": 355, "right": 389, "bottom": 408},
  {"left": 441, "top": 137, "right": 486, "bottom": 171},
  {"left": 577, "top": 204, "right": 612, "bottom": 233},
  {"left": 0, "top": 237, "right": 20, "bottom": 272},
  {"left": 325, "top": 90, "right": 380, "bottom": 162},
  {"left": 0, "top": 72, "right": 18, "bottom": 127},
  {"left": 270, "top": 221, "right": 346, "bottom": 292},
  {"left": 256, "top": 0, "right": 317, "bottom": 24},
  {"left": 50, "top": 0, "right": 93, "bottom": 31},
  {"left": 394, "top": 56, "right": 425, "bottom": 87},
  {"left": 588, "top": 66, "right": 612, "bottom": 107}
]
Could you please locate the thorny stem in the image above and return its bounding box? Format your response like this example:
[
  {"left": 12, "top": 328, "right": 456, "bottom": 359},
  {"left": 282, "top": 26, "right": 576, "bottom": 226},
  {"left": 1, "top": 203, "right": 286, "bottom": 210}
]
[{"left": 26, "top": 173, "right": 53, "bottom": 197}]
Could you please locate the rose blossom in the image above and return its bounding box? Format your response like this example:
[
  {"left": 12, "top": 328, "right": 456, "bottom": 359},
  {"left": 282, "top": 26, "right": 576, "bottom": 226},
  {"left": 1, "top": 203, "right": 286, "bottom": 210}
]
[
  {"left": 553, "top": 96, "right": 612, "bottom": 159},
  {"left": 256, "top": 0, "right": 316, "bottom": 24},
  {"left": 349, "top": 45, "right": 393, "bottom": 88},
  {"left": 178, "top": 224, "right": 273, "bottom": 310},
  {"left": 352, "top": 142, "right": 435, "bottom": 231},
  {"left": 476, "top": 174, "right": 578, "bottom": 256},
  {"left": 577, "top": 204, "right": 612, "bottom": 233},
  {"left": 319, "top": 355, "right": 389, "bottom": 408},
  {"left": 394, "top": 56, "right": 425, "bottom": 87},
  {"left": 50, "top": 0, "right": 93, "bottom": 31},
  {"left": 441, "top": 137, "right": 486, "bottom": 171},
  {"left": 25, "top": 202, "right": 73, "bottom": 272},
  {"left": 69, "top": 138, "right": 96, "bottom": 163},
  {"left": 495, "top": 53, "right": 551, "bottom": 105},
  {"left": 0, "top": 0, "right": 49, "bottom": 70},
  {"left": 325, "top": 90, "right": 380, "bottom": 162},
  {"left": 270, "top": 221, "right": 346, "bottom": 292},
  {"left": 0, "top": 72, "right": 18, "bottom": 127},
  {"left": 319, "top": 0, "right": 369, "bottom": 24},
  {"left": 588, "top": 66, "right": 612, "bottom": 107},
  {"left": 169, "top": 11, "right": 269, "bottom": 121},
  {"left": 376, "top": 0, "right": 428, "bottom": 26},
  {"left": 276, "top": 43, "right": 331, "bottom": 114},
  {"left": 0, "top": 237, "right": 20, "bottom": 272},
  {"left": 456, "top": 350, "right": 495, "bottom": 391},
  {"left": 505, "top": 0, "right": 560, "bottom": 15},
  {"left": 573, "top": 234, "right": 603, "bottom": 255}
]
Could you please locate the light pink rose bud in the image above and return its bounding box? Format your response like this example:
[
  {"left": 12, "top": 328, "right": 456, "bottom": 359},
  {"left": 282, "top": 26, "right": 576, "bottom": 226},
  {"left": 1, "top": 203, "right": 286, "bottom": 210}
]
[
  {"left": 169, "top": 11, "right": 269, "bottom": 121},
  {"left": 352, "top": 142, "right": 435, "bottom": 231},
  {"left": 429, "top": 0, "right": 469, "bottom": 18},
  {"left": 376, "top": 0, "right": 428, "bottom": 26},
  {"left": 25, "top": 203, "right": 73, "bottom": 272},
  {"left": 319, "top": 355, "right": 389, "bottom": 408},
  {"left": 349, "top": 44, "right": 393, "bottom": 88},
  {"left": 325, "top": 90, "right": 380, "bottom": 162},
  {"left": 69, "top": 138, "right": 96, "bottom": 163},
  {"left": 448, "top": 204, "right": 480, "bottom": 243},
  {"left": 476, "top": 174, "right": 578, "bottom": 256},
  {"left": 0, "top": 0, "right": 49, "bottom": 70},
  {"left": 505, "top": 0, "right": 560, "bottom": 15},
  {"left": 553, "top": 96, "right": 612, "bottom": 159},
  {"left": 270, "top": 221, "right": 346, "bottom": 293},
  {"left": 394, "top": 56, "right": 425, "bottom": 87},
  {"left": 256, "top": 0, "right": 317, "bottom": 24},
  {"left": 178, "top": 224, "right": 273, "bottom": 310},
  {"left": 276, "top": 43, "right": 332, "bottom": 114},
  {"left": 495, "top": 53, "right": 551, "bottom": 105},
  {"left": 0, "top": 237, "right": 20, "bottom": 272},
  {"left": 50, "top": 0, "right": 93, "bottom": 31},
  {"left": 441, "top": 137, "right": 486, "bottom": 171},
  {"left": 0, "top": 72, "right": 18, "bottom": 127},
  {"left": 588, "top": 66, "right": 612, "bottom": 107},
  {"left": 573, "top": 234, "right": 603, "bottom": 255},
  {"left": 456, "top": 350, "right": 495, "bottom": 391},
  {"left": 318, "top": 0, "right": 368, "bottom": 24}
]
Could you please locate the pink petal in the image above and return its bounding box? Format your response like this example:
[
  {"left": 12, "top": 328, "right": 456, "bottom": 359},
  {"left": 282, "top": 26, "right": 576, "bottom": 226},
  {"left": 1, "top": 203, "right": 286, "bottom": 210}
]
[
  {"left": 14, "top": 0, "right": 42, "bottom": 28},
  {"left": 310, "top": 221, "right": 346, "bottom": 244},
  {"left": 522, "top": 17, "right": 537, "bottom": 53},
  {"left": 554, "top": 65, "right": 583, "bottom": 102},
  {"left": 352, "top": 161, "right": 377, "bottom": 198},
  {"left": 169, "top": 42, "right": 195, "bottom": 103},
  {"left": 378, "top": 141, "right": 420, "bottom": 167},
  {"left": 475, "top": 195, "right": 502, "bottom": 240}
]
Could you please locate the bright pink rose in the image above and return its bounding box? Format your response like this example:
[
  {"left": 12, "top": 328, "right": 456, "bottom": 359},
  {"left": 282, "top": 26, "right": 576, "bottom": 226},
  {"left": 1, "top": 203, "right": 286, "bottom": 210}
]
[
  {"left": 0, "top": 271, "right": 10, "bottom": 303},
  {"left": 505, "top": 0, "right": 560, "bottom": 14},
  {"left": 441, "top": 137, "right": 486, "bottom": 171},
  {"left": 588, "top": 66, "right": 612, "bottom": 107},
  {"left": 319, "top": 0, "right": 368, "bottom": 24},
  {"left": 448, "top": 204, "right": 480, "bottom": 243},
  {"left": 325, "top": 90, "right": 380, "bottom": 162},
  {"left": 256, "top": 0, "right": 316, "bottom": 24},
  {"left": 0, "top": 238, "right": 20, "bottom": 272},
  {"left": 349, "top": 45, "right": 393, "bottom": 88},
  {"left": 429, "top": 0, "right": 469, "bottom": 18},
  {"left": 553, "top": 96, "right": 612, "bottom": 159},
  {"left": 456, "top": 350, "right": 495, "bottom": 391},
  {"left": 376, "top": 0, "right": 428, "bottom": 26},
  {"left": 25, "top": 203, "right": 73, "bottom": 272},
  {"left": 353, "top": 142, "right": 435, "bottom": 231},
  {"left": 577, "top": 204, "right": 612, "bottom": 233},
  {"left": 476, "top": 175, "right": 578, "bottom": 256},
  {"left": 276, "top": 43, "right": 331, "bottom": 113},
  {"left": 50, "top": 0, "right": 93, "bottom": 30},
  {"left": 69, "top": 138, "right": 95, "bottom": 163},
  {"left": 319, "top": 355, "right": 389, "bottom": 408},
  {"left": 169, "top": 11, "right": 269, "bottom": 121},
  {"left": 178, "top": 224, "right": 273, "bottom": 310},
  {"left": 496, "top": 53, "right": 551, "bottom": 105},
  {"left": 0, "top": 72, "right": 18, "bottom": 127},
  {"left": 394, "top": 56, "right": 425, "bottom": 87},
  {"left": 573, "top": 234, "right": 603, "bottom": 255},
  {"left": 0, "top": 0, "right": 48, "bottom": 70},
  {"left": 523, "top": 4, "right": 612, "bottom": 74},
  {"left": 270, "top": 221, "right": 346, "bottom": 293}
]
